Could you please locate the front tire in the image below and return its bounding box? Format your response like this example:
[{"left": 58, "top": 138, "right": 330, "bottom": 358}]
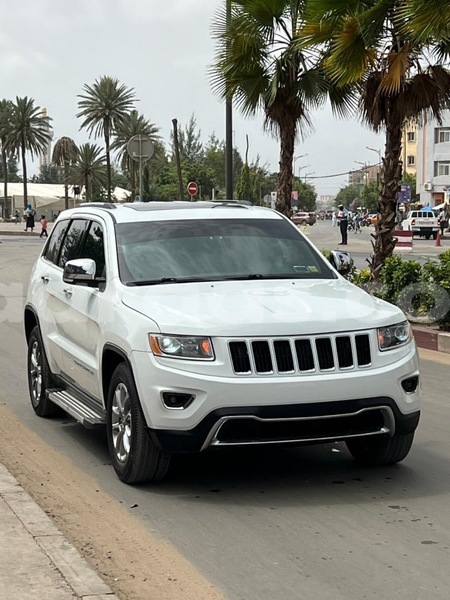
[
  {"left": 346, "top": 432, "right": 414, "bottom": 466},
  {"left": 27, "top": 326, "right": 60, "bottom": 417},
  {"left": 106, "top": 363, "right": 170, "bottom": 484}
]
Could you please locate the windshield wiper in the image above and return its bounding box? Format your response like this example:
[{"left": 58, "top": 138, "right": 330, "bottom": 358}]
[{"left": 128, "top": 277, "right": 213, "bottom": 286}]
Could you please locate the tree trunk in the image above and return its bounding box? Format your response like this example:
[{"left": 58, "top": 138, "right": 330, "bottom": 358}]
[
  {"left": 105, "top": 119, "right": 111, "bottom": 202},
  {"left": 172, "top": 118, "right": 184, "bottom": 201},
  {"left": 85, "top": 174, "right": 89, "bottom": 202},
  {"left": 64, "top": 162, "right": 69, "bottom": 210},
  {"left": 369, "top": 101, "right": 403, "bottom": 279},
  {"left": 21, "top": 142, "right": 28, "bottom": 209},
  {"left": 2, "top": 150, "right": 8, "bottom": 218},
  {"left": 276, "top": 120, "right": 295, "bottom": 216}
]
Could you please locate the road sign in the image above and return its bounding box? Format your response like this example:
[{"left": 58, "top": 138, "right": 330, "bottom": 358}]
[
  {"left": 127, "top": 135, "right": 154, "bottom": 162},
  {"left": 187, "top": 182, "right": 198, "bottom": 196}
]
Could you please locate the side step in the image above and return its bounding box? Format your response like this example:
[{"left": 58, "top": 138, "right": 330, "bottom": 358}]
[{"left": 47, "top": 389, "right": 106, "bottom": 429}]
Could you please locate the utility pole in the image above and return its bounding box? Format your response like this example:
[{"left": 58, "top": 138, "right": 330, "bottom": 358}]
[
  {"left": 225, "top": 0, "right": 233, "bottom": 199},
  {"left": 172, "top": 118, "right": 184, "bottom": 201}
]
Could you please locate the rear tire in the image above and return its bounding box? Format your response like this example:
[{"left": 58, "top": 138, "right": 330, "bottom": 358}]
[
  {"left": 346, "top": 432, "right": 414, "bottom": 466},
  {"left": 27, "top": 326, "right": 60, "bottom": 417},
  {"left": 106, "top": 363, "right": 170, "bottom": 484}
]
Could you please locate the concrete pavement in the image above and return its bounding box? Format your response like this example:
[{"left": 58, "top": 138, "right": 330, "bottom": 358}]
[{"left": 0, "top": 464, "right": 118, "bottom": 600}]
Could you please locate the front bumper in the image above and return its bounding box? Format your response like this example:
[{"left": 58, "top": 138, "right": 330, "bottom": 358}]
[
  {"left": 131, "top": 341, "right": 420, "bottom": 440},
  {"left": 149, "top": 397, "right": 420, "bottom": 453}
]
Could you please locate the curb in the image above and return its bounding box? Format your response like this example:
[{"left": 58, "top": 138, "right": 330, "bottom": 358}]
[
  {"left": 412, "top": 325, "right": 450, "bottom": 354},
  {"left": 0, "top": 465, "right": 119, "bottom": 599}
]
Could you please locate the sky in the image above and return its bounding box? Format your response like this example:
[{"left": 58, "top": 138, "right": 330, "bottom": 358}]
[{"left": 0, "top": 0, "right": 385, "bottom": 198}]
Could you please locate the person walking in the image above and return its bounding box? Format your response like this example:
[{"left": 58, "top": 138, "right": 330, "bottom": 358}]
[
  {"left": 39, "top": 215, "right": 48, "bottom": 238},
  {"left": 331, "top": 211, "right": 337, "bottom": 227},
  {"left": 24, "top": 204, "right": 36, "bottom": 232},
  {"left": 438, "top": 208, "right": 447, "bottom": 237},
  {"left": 336, "top": 204, "right": 349, "bottom": 245},
  {"left": 14, "top": 210, "right": 20, "bottom": 225}
]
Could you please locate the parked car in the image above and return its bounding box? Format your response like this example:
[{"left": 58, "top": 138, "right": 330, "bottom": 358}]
[
  {"left": 291, "top": 211, "right": 316, "bottom": 226},
  {"left": 24, "top": 201, "right": 420, "bottom": 483},
  {"left": 401, "top": 209, "right": 439, "bottom": 239}
]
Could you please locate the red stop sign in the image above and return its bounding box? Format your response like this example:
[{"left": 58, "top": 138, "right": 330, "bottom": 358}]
[{"left": 187, "top": 181, "right": 198, "bottom": 196}]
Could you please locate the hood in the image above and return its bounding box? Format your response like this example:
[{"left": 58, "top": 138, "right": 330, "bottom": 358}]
[{"left": 121, "top": 279, "right": 404, "bottom": 337}]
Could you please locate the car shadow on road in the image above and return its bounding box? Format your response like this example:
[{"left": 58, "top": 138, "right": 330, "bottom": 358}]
[{"left": 152, "top": 442, "right": 449, "bottom": 508}]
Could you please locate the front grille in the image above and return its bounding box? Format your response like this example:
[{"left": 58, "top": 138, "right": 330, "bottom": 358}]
[{"left": 229, "top": 333, "right": 372, "bottom": 375}]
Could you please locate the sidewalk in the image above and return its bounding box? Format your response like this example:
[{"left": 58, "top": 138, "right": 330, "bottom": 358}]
[
  {"left": 0, "top": 221, "right": 54, "bottom": 236},
  {"left": 0, "top": 464, "right": 118, "bottom": 600}
]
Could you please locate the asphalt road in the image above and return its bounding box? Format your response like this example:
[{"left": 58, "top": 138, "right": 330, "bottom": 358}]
[{"left": 1, "top": 233, "right": 450, "bottom": 600}]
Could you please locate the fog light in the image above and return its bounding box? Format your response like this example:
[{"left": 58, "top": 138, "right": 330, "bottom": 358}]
[
  {"left": 401, "top": 376, "right": 419, "bottom": 393},
  {"left": 162, "top": 392, "right": 195, "bottom": 409}
]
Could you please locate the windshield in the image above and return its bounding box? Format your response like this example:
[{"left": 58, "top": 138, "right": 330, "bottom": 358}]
[{"left": 116, "top": 218, "right": 336, "bottom": 285}]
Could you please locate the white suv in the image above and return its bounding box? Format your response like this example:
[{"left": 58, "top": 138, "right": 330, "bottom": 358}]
[{"left": 24, "top": 201, "right": 420, "bottom": 483}]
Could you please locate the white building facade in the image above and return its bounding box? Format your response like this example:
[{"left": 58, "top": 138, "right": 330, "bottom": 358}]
[{"left": 417, "top": 110, "right": 450, "bottom": 207}]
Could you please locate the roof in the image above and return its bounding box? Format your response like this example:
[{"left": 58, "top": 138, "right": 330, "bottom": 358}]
[{"left": 61, "top": 200, "right": 281, "bottom": 224}]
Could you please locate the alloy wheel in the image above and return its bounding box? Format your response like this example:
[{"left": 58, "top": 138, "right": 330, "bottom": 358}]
[
  {"left": 111, "top": 382, "right": 132, "bottom": 463},
  {"left": 29, "top": 341, "right": 42, "bottom": 406}
]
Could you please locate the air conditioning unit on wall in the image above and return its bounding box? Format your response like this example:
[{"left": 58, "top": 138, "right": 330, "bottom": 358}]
[{"left": 424, "top": 182, "right": 434, "bottom": 191}]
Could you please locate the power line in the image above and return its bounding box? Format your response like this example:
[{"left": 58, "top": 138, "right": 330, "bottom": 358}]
[{"left": 305, "top": 162, "right": 381, "bottom": 180}]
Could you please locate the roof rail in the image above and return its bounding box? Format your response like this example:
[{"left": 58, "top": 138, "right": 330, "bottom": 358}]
[
  {"left": 77, "top": 202, "right": 117, "bottom": 209},
  {"left": 210, "top": 200, "right": 250, "bottom": 208}
]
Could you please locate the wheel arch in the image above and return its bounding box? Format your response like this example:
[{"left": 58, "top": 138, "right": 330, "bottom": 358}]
[
  {"left": 24, "top": 304, "right": 39, "bottom": 342},
  {"left": 101, "top": 344, "right": 137, "bottom": 404}
]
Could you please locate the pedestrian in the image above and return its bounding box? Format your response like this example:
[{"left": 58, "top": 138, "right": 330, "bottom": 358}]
[
  {"left": 331, "top": 211, "right": 337, "bottom": 227},
  {"left": 39, "top": 215, "right": 48, "bottom": 238},
  {"left": 14, "top": 210, "right": 20, "bottom": 225},
  {"left": 438, "top": 209, "right": 447, "bottom": 236},
  {"left": 353, "top": 212, "right": 362, "bottom": 233},
  {"left": 24, "top": 204, "right": 36, "bottom": 232},
  {"left": 336, "top": 204, "right": 349, "bottom": 245}
]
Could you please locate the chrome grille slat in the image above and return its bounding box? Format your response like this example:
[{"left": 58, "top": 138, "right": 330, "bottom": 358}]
[{"left": 229, "top": 333, "right": 372, "bottom": 375}]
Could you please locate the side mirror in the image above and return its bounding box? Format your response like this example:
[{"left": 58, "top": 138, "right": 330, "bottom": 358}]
[
  {"left": 330, "top": 250, "right": 354, "bottom": 276},
  {"left": 63, "top": 258, "right": 97, "bottom": 284}
]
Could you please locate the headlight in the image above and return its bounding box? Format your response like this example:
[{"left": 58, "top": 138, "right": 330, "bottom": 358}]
[
  {"left": 149, "top": 334, "right": 214, "bottom": 360},
  {"left": 377, "top": 321, "right": 412, "bottom": 351}
]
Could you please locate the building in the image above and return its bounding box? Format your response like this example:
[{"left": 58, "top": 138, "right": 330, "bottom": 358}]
[
  {"left": 38, "top": 107, "right": 54, "bottom": 171},
  {"left": 401, "top": 122, "right": 417, "bottom": 176},
  {"left": 348, "top": 163, "right": 380, "bottom": 187},
  {"left": 416, "top": 110, "right": 450, "bottom": 206}
]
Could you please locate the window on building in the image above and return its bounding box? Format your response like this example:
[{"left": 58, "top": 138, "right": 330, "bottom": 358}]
[
  {"left": 435, "top": 128, "right": 450, "bottom": 144},
  {"left": 407, "top": 131, "right": 415, "bottom": 143},
  {"left": 434, "top": 161, "right": 450, "bottom": 177},
  {"left": 407, "top": 155, "right": 415, "bottom": 166}
]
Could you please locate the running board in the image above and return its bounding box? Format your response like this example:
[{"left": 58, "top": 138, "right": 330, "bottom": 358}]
[{"left": 47, "top": 389, "right": 106, "bottom": 429}]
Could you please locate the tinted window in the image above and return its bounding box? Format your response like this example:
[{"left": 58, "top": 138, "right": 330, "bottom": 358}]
[
  {"left": 44, "top": 219, "right": 70, "bottom": 265},
  {"left": 58, "top": 219, "right": 89, "bottom": 268},
  {"left": 81, "top": 222, "right": 106, "bottom": 278},
  {"left": 116, "top": 218, "right": 335, "bottom": 285}
]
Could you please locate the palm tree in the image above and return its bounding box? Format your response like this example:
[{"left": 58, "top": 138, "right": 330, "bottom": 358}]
[
  {"left": 110, "top": 110, "right": 160, "bottom": 200},
  {"left": 300, "top": 0, "right": 450, "bottom": 277},
  {"left": 210, "top": 1, "right": 354, "bottom": 216},
  {"left": 52, "top": 137, "right": 78, "bottom": 210},
  {"left": 76, "top": 76, "right": 136, "bottom": 201},
  {"left": 0, "top": 99, "right": 14, "bottom": 218},
  {"left": 69, "top": 143, "right": 107, "bottom": 202},
  {"left": 7, "top": 97, "right": 52, "bottom": 208}
]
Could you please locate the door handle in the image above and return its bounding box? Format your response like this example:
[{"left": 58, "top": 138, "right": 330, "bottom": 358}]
[
  {"left": 41, "top": 275, "right": 50, "bottom": 284},
  {"left": 63, "top": 287, "right": 73, "bottom": 298}
]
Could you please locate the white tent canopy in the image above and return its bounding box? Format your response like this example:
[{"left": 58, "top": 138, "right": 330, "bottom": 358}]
[{"left": 5, "top": 183, "right": 130, "bottom": 211}]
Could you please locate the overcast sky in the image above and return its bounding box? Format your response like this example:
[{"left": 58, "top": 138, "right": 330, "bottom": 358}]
[{"left": 1, "top": 0, "right": 385, "bottom": 197}]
